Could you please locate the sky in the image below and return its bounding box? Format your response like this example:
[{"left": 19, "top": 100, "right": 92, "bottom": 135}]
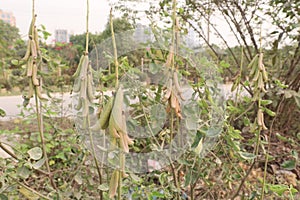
[
  {"left": 0, "top": 0, "right": 274, "bottom": 47},
  {"left": 0, "top": 0, "right": 111, "bottom": 39}
]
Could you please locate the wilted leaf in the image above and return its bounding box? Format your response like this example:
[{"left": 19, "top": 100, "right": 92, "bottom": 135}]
[
  {"left": 19, "top": 187, "right": 39, "bottom": 200},
  {"left": 238, "top": 151, "right": 256, "bottom": 160},
  {"left": 27, "top": 147, "right": 43, "bottom": 160},
  {"left": 32, "top": 157, "right": 45, "bottom": 169}
]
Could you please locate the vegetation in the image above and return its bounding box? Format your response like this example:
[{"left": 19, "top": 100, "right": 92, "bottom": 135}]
[{"left": 0, "top": 0, "right": 299, "bottom": 199}]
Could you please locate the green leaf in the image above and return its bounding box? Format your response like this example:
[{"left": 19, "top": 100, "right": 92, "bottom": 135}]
[
  {"left": 260, "top": 100, "right": 272, "bottom": 106},
  {"left": 32, "top": 158, "right": 45, "bottom": 169},
  {"left": 151, "top": 191, "right": 164, "bottom": 198},
  {"left": 264, "top": 108, "right": 276, "bottom": 117},
  {"left": 267, "top": 184, "right": 289, "bottom": 196},
  {"left": 11, "top": 59, "right": 19, "bottom": 65},
  {"left": 0, "top": 108, "right": 6, "bottom": 117},
  {"left": 98, "top": 183, "right": 109, "bottom": 191},
  {"left": 0, "top": 194, "right": 8, "bottom": 200},
  {"left": 281, "top": 160, "right": 296, "bottom": 170},
  {"left": 238, "top": 151, "right": 256, "bottom": 160},
  {"left": 17, "top": 166, "right": 30, "bottom": 179},
  {"left": 27, "top": 147, "right": 43, "bottom": 160}
]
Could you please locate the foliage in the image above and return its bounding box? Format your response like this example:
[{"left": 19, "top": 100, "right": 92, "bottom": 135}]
[{"left": 0, "top": 0, "right": 299, "bottom": 199}]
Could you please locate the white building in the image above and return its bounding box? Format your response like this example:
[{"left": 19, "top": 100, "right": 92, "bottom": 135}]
[{"left": 55, "top": 29, "right": 69, "bottom": 43}]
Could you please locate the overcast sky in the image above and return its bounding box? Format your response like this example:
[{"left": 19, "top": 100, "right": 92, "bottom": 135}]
[{"left": 0, "top": 0, "right": 111, "bottom": 39}]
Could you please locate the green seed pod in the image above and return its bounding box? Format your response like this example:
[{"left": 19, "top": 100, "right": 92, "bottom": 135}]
[
  {"left": 75, "top": 97, "right": 83, "bottom": 111},
  {"left": 72, "top": 55, "right": 85, "bottom": 78},
  {"left": 73, "top": 78, "right": 81, "bottom": 93},
  {"left": 109, "top": 170, "right": 119, "bottom": 199},
  {"left": 34, "top": 26, "right": 40, "bottom": 54},
  {"left": 99, "top": 97, "right": 113, "bottom": 129},
  {"left": 28, "top": 15, "right": 36, "bottom": 37},
  {"left": 111, "top": 86, "right": 125, "bottom": 132}
]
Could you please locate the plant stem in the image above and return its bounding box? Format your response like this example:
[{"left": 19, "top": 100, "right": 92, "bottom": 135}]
[
  {"left": 85, "top": 0, "right": 89, "bottom": 53},
  {"left": 34, "top": 87, "right": 56, "bottom": 189},
  {"left": 110, "top": 8, "right": 122, "bottom": 200},
  {"left": 110, "top": 8, "right": 119, "bottom": 88}
]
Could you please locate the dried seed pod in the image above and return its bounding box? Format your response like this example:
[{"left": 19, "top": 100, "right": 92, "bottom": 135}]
[
  {"left": 30, "top": 39, "right": 37, "bottom": 59},
  {"left": 258, "top": 52, "right": 264, "bottom": 71},
  {"left": 258, "top": 73, "right": 264, "bottom": 90},
  {"left": 163, "top": 79, "right": 172, "bottom": 101},
  {"left": 79, "top": 78, "right": 87, "bottom": 99},
  {"left": 173, "top": 70, "right": 182, "bottom": 93},
  {"left": 108, "top": 120, "right": 120, "bottom": 138},
  {"left": 257, "top": 109, "right": 263, "bottom": 126},
  {"left": 34, "top": 26, "right": 40, "bottom": 53},
  {"left": 32, "top": 63, "right": 39, "bottom": 86},
  {"left": 28, "top": 15, "right": 36, "bottom": 36},
  {"left": 26, "top": 79, "right": 34, "bottom": 99},
  {"left": 22, "top": 41, "right": 31, "bottom": 61},
  {"left": 119, "top": 132, "right": 129, "bottom": 153},
  {"left": 36, "top": 86, "right": 47, "bottom": 101},
  {"left": 262, "top": 68, "right": 268, "bottom": 82},
  {"left": 253, "top": 67, "right": 260, "bottom": 82},
  {"left": 109, "top": 170, "right": 119, "bottom": 199},
  {"left": 26, "top": 57, "right": 33, "bottom": 77}
]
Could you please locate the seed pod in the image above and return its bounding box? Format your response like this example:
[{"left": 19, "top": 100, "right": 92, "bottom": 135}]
[
  {"left": 108, "top": 119, "right": 120, "bottom": 138},
  {"left": 75, "top": 97, "right": 83, "bottom": 111},
  {"left": 87, "top": 71, "right": 95, "bottom": 102},
  {"left": 262, "top": 68, "right": 268, "bottom": 82},
  {"left": 109, "top": 170, "right": 119, "bottom": 199},
  {"left": 170, "top": 92, "right": 177, "bottom": 109},
  {"left": 28, "top": 15, "right": 36, "bottom": 36},
  {"left": 257, "top": 109, "right": 263, "bottom": 127},
  {"left": 79, "top": 78, "right": 87, "bottom": 99},
  {"left": 99, "top": 97, "right": 113, "bottom": 129},
  {"left": 30, "top": 39, "right": 37, "bottom": 59},
  {"left": 22, "top": 41, "right": 31, "bottom": 61},
  {"left": 32, "top": 63, "right": 39, "bottom": 86},
  {"left": 36, "top": 86, "right": 47, "bottom": 101},
  {"left": 81, "top": 98, "right": 89, "bottom": 117},
  {"left": 258, "top": 73, "right": 264, "bottom": 90},
  {"left": 163, "top": 79, "right": 172, "bottom": 101},
  {"left": 26, "top": 57, "right": 33, "bottom": 77},
  {"left": 258, "top": 52, "right": 264, "bottom": 71},
  {"left": 34, "top": 26, "right": 40, "bottom": 54},
  {"left": 72, "top": 55, "right": 85, "bottom": 78},
  {"left": 73, "top": 78, "right": 81, "bottom": 93},
  {"left": 111, "top": 86, "right": 125, "bottom": 132},
  {"left": 173, "top": 71, "right": 182, "bottom": 93},
  {"left": 26, "top": 79, "right": 34, "bottom": 99},
  {"left": 248, "top": 54, "right": 259, "bottom": 69},
  {"left": 252, "top": 67, "right": 260, "bottom": 82},
  {"left": 80, "top": 55, "right": 89, "bottom": 78},
  {"left": 119, "top": 132, "right": 129, "bottom": 153}
]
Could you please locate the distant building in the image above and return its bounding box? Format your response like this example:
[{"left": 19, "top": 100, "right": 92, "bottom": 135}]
[
  {"left": 0, "top": 9, "right": 16, "bottom": 26},
  {"left": 55, "top": 29, "right": 69, "bottom": 43}
]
